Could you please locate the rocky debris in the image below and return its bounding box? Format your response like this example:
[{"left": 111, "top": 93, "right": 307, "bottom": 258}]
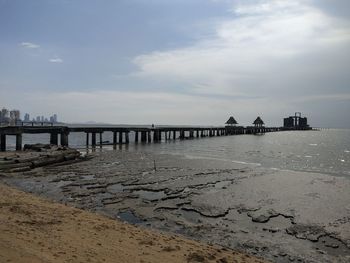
[{"left": 0, "top": 145, "right": 82, "bottom": 173}]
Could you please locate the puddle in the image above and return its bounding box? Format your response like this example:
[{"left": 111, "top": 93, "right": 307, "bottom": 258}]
[
  {"left": 133, "top": 190, "right": 167, "bottom": 201},
  {"left": 117, "top": 211, "right": 144, "bottom": 224},
  {"left": 106, "top": 183, "right": 124, "bottom": 193},
  {"left": 81, "top": 174, "right": 95, "bottom": 180}
]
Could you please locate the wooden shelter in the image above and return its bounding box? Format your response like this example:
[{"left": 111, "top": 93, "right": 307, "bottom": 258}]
[
  {"left": 253, "top": 117, "right": 264, "bottom": 127},
  {"left": 225, "top": 116, "right": 238, "bottom": 126}
]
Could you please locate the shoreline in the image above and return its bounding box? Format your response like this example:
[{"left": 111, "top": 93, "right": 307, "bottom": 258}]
[
  {"left": 1, "top": 149, "right": 350, "bottom": 262},
  {"left": 0, "top": 182, "right": 266, "bottom": 263}
]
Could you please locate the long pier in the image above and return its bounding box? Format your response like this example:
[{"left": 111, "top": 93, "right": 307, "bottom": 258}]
[{"left": 0, "top": 125, "right": 301, "bottom": 151}]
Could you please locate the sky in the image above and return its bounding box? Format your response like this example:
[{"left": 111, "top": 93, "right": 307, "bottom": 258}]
[{"left": 0, "top": 0, "right": 350, "bottom": 127}]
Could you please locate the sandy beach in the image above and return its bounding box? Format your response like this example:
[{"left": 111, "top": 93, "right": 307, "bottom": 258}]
[{"left": 0, "top": 182, "right": 266, "bottom": 263}]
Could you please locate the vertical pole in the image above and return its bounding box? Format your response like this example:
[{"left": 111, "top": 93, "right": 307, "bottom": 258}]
[
  {"left": 135, "top": 131, "right": 139, "bottom": 143},
  {"left": 16, "top": 134, "right": 22, "bottom": 151},
  {"left": 0, "top": 134, "right": 5, "bottom": 152},
  {"left": 173, "top": 131, "right": 176, "bottom": 140},
  {"left": 99, "top": 132, "right": 103, "bottom": 146},
  {"left": 92, "top": 132, "right": 96, "bottom": 147}
]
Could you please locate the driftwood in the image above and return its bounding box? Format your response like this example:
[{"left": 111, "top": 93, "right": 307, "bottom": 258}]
[{"left": 0, "top": 144, "right": 83, "bottom": 173}]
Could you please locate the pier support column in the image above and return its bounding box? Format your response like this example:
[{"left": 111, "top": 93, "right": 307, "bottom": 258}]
[
  {"left": 50, "top": 132, "right": 58, "bottom": 145},
  {"left": 16, "top": 134, "right": 22, "bottom": 151},
  {"left": 141, "top": 131, "right": 147, "bottom": 143},
  {"left": 99, "top": 133, "right": 103, "bottom": 147},
  {"left": 113, "top": 132, "right": 117, "bottom": 145},
  {"left": 92, "top": 132, "right": 96, "bottom": 147},
  {"left": 180, "top": 130, "right": 185, "bottom": 140},
  {"left": 153, "top": 131, "right": 158, "bottom": 142},
  {"left": 0, "top": 134, "right": 5, "bottom": 152},
  {"left": 173, "top": 131, "right": 176, "bottom": 140},
  {"left": 135, "top": 131, "right": 139, "bottom": 143},
  {"left": 147, "top": 131, "right": 151, "bottom": 143},
  {"left": 125, "top": 132, "right": 129, "bottom": 144},
  {"left": 119, "top": 132, "right": 123, "bottom": 144},
  {"left": 86, "top": 133, "right": 89, "bottom": 146},
  {"left": 60, "top": 132, "right": 69, "bottom": 147}
]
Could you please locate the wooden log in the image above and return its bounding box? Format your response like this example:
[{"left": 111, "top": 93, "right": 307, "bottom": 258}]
[{"left": 0, "top": 162, "right": 33, "bottom": 170}]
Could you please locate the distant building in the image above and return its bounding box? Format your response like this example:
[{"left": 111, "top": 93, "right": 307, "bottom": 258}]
[
  {"left": 283, "top": 112, "right": 310, "bottom": 129},
  {"left": 24, "top": 113, "right": 30, "bottom": 122}
]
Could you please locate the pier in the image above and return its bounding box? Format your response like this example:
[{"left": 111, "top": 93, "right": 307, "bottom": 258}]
[{"left": 0, "top": 125, "right": 289, "bottom": 152}]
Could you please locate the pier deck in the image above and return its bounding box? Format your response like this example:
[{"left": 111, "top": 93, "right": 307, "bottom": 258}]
[{"left": 0, "top": 125, "right": 304, "bottom": 151}]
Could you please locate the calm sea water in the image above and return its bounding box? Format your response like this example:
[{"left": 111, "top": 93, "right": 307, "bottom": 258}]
[{"left": 5, "top": 128, "right": 350, "bottom": 178}]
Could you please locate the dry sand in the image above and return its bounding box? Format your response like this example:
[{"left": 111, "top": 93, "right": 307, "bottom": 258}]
[{"left": 0, "top": 183, "right": 266, "bottom": 263}]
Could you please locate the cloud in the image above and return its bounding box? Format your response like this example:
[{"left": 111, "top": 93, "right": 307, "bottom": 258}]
[
  {"left": 20, "top": 42, "right": 40, "bottom": 49},
  {"left": 49, "top": 57, "right": 63, "bottom": 63},
  {"left": 132, "top": 0, "right": 350, "bottom": 99}
]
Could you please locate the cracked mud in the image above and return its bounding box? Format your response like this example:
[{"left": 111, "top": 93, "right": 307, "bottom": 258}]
[{"left": 2, "top": 149, "right": 350, "bottom": 263}]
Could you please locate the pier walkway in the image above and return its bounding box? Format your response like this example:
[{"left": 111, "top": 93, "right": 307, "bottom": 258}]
[{"left": 0, "top": 125, "right": 298, "bottom": 151}]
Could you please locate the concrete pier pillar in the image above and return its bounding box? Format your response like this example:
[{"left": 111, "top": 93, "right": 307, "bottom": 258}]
[
  {"left": 135, "top": 131, "right": 139, "bottom": 143},
  {"left": 141, "top": 131, "right": 147, "bottom": 143},
  {"left": 0, "top": 134, "right": 6, "bottom": 151},
  {"left": 99, "top": 133, "right": 103, "bottom": 146},
  {"left": 119, "top": 132, "right": 123, "bottom": 144},
  {"left": 50, "top": 132, "right": 58, "bottom": 145},
  {"left": 173, "top": 131, "right": 176, "bottom": 140},
  {"left": 86, "top": 133, "right": 89, "bottom": 146},
  {"left": 180, "top": 130, "right": 185, "bottom": 139},
  {"left": 153, "top": 130, "right": 159, "bottom": 142},
  {"left": 147, "top": 131, "right": 151, "bottom": 143},
  {"left": 92, "top": 132, "right": 96, "bottom": 146},
  {"left": 16, "top": 134, "right": 22, "bottom": 151},
  {"left": 113, "top": 132, "right": 117, "bottom": 145},
  {"left": 189, "top": 131, "right": 194, "bottom": 138},
  {"left": 60, "top": 132, "right": 69, "bottom": 147},
  {"left": 125, "top": 132, "right": 129, "bottom": 144},
  {"left": 165, "top": 131, "right": 168, "bottom": 141}
]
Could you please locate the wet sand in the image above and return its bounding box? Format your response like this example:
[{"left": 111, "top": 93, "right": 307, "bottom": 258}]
[
  {"left": 1, "top": 149, "right": 350, "bottom": 262},
  {"left": 0, "top": 182, "right": 266, "bottom": 263}
]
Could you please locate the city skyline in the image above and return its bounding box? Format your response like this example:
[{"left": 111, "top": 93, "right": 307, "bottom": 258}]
[
  {"left": 0, "top": 107, "right": 58, "bottom": 124},
  {"left": 1, "top": 0, "right": 350, "bottom": 127}
]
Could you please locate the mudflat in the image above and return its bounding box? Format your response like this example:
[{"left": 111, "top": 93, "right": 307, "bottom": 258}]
[{"left": 0, "top": 183, "right": 265, "bottom": 263}]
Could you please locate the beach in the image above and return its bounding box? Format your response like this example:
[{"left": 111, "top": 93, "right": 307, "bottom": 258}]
[
  {"left": 1, "top": 148, "right": 349, "bottom": 262},
  {"left": 0, "top": 182, "right": 266, "bottom": 263}
]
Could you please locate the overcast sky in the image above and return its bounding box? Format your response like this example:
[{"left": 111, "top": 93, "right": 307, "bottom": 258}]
[{"left": 1, "top": 0, "right": 349, "bottom": 127}]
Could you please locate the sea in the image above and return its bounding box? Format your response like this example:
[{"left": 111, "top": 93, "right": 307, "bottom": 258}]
[{"left": 4, "top": 127, "right": 350, "bottom": 178}]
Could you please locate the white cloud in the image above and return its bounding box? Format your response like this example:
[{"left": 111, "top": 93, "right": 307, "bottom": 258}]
[
  {"left": 132, "top": 0, "right": 350, "bottom": 98},
  {"left": 20, "top": 42, "right": 40, "bottom": 49},
  {"left": 49, "top": 57, "right": 63, "bottom": 63}
]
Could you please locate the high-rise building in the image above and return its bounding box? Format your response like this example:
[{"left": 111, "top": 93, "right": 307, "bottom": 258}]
[{"left": 24, "top": 113, "right": 30, "bottom": 122}]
